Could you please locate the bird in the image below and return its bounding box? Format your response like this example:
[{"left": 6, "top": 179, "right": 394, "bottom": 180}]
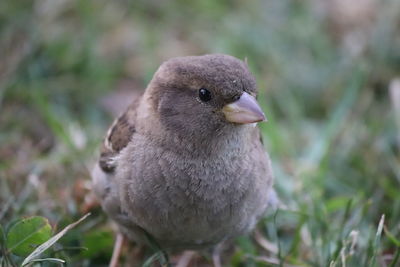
[{"left": 91, "top": 54, "right": 275, "bottom": 266}]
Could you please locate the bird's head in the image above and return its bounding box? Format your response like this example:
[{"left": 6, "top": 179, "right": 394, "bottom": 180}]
[{"left": 146, "top": 54, "right": 266, "bottom": 138}]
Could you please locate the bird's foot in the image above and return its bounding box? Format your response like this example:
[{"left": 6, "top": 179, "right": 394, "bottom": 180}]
[{"left": 109, "top": 232, "right": 125, "bottom": 267}]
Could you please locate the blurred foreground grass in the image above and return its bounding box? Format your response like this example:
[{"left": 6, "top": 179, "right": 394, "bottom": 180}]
[{"left": 1, "top": 0, "right": 400, "bottom": 266}]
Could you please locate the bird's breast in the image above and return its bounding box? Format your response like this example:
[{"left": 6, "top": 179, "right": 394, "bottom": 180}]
[{"left": 116, "top": 135, "right": 269, "bottom": 247}]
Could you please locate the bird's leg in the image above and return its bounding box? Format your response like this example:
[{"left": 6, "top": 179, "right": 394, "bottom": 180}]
[
  {"left": 109, "top": 232, "right": 124, "bottom": 267},
  {"left": 175, "top": 250, "right": 196, "bottom": 267},
  {"left": 212, "top": 243, "right": 223, "bottom": 267}
]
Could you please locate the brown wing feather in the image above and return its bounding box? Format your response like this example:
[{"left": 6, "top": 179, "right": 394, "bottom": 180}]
[{"left": 99, "top": 96, "right": 141, "bottom": 173}]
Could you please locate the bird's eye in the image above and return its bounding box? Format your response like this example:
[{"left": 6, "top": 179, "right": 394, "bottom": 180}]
[{"left": 199, "top": 88, "right": 212, "bottom": 102}]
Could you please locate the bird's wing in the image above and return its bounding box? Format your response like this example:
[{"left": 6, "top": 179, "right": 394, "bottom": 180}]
[
  {"left": 99, "top": 96, "right": 141, "bottom": 173},
  {"left": 92, "top": 95, "right": 142, "bottom": 231}
]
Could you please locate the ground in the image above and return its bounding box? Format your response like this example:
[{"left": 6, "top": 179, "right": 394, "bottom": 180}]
[{"left": 1, "top": 0, "right": 400, "bottom": 266}]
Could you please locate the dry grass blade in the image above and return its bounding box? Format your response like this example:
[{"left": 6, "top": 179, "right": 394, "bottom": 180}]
[
  {"left": 175, "top": 251, "right": 196, "bottom": 267},
  {"left": 254, "top": 228, "right": 279, "bottom": 255},
  {"left": 21, "top": 213, "right": 90, "bottom": 266},
  {"left": 369, "top": 214, "right": 385, "bottom": 266},
  {"left": 389, "top": 78, "right": 400, "bottom": 146}
]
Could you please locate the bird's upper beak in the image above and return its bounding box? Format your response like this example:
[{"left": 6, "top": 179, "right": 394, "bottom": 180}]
[{"left": 222, "top": 92, "right": 266, "bottom": 124}]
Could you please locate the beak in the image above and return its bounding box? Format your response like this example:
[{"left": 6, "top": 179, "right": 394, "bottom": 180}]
[{"left": 222, "top": 92, "right": 266, "bottom": 124}]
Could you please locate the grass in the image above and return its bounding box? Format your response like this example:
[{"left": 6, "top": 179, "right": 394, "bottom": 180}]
[{"left": 1, "top": 0, "right": 400, "bottom": 266}]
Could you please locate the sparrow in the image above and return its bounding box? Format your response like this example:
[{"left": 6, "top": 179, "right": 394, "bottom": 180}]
[{"left": 92, "top": 54, "right": 274, "bottom": 262}]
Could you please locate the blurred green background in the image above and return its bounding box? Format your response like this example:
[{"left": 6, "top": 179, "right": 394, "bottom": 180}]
[{"left": 1, "top": 0, "right": 400, "bottom": 266}]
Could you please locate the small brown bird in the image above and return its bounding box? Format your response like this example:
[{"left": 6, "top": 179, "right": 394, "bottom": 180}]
[{"left": 92, "top": 54, "right": 274, "bottom": 265}]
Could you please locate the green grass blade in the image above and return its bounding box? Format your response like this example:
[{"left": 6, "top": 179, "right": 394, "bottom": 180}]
[{"left": 369, "top": 214, "right": 385, "bottom": 266}]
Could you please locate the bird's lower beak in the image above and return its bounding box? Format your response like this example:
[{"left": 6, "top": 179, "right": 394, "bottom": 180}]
[{"left": 222, "top": 92, "right": 266, "bottom": 124}]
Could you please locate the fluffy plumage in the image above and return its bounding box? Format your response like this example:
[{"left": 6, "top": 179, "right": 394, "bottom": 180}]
[{"left": 92, "top": 54, "right": 274, "bottom": 251}]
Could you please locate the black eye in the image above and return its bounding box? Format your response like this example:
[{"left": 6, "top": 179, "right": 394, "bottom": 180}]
[{"left": 199, "top": 88, "right": 212, "bottom": 102}]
